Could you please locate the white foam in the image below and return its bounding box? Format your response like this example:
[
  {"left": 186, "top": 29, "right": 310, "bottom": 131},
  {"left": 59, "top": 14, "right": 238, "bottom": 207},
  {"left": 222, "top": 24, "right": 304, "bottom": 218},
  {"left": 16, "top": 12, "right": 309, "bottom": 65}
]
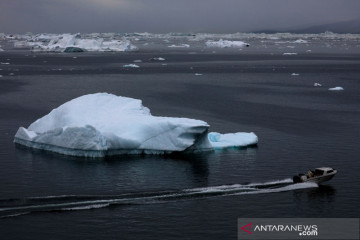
[
  {"left": 61, "top": 203, "right": 110, "bottom": 211},
  {"left": 283, "top": 53, "right": 297, "bottom": 55}
]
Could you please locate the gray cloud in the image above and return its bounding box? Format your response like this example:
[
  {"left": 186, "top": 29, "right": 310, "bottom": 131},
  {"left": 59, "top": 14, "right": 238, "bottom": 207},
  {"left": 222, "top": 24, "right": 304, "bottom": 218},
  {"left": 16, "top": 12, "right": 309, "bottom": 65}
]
[{"left": 0, "top": 0, "right": 359, "bottom": 33}]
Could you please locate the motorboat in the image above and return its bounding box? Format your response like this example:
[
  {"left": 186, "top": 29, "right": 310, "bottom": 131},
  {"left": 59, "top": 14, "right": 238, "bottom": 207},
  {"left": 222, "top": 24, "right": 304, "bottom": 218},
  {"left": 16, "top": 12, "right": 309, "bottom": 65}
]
[{"left": 293, "top": 167, "right": 337, "bottom": 184}]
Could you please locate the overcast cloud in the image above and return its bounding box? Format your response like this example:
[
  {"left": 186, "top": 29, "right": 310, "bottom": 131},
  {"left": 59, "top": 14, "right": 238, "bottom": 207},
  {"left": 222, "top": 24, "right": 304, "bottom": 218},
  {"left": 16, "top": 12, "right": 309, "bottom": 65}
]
[{"left": 0, "top": 0, "right": 359, "bottom": 33}]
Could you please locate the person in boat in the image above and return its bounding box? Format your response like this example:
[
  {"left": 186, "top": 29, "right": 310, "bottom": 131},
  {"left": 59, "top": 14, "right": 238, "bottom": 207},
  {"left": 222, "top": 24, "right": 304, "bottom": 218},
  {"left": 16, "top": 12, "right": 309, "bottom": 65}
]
[{"left": 308, "top": 170, "right": 313, "bottom": 178}]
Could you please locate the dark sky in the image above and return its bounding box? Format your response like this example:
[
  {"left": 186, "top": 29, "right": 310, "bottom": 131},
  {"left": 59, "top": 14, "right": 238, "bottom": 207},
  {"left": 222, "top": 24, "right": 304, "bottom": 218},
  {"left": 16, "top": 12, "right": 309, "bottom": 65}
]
[{"left": 1, "top": 0, "right": 359, "bottom": 33}]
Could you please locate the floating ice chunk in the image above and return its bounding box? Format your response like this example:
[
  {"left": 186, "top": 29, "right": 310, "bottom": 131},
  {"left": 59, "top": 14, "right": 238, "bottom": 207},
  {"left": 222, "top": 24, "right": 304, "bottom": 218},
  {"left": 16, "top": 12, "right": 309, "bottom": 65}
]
[
  {"left": 168, "top": 44, "right": 190, "bottom": 48},
  {"left": 149, "top": 57, "right": 165, "bottom": 61},
  {"left": 314, "top": 83, "right": 322, "bottom": 87},
  {"left": 123, "top": 64, "right": 140, "bottom": 68},
  {"left": 14, "top": 93, "right": 257, "bottom": 157},
  {"left": 208, "top": 132, "right": 258, "bottom": 149},
  {"left": 328, "top": 87, "right": 344, "bottom": 91},
  {"left": 206, "top": 39, "right": 249, "bottom": 48},
  {"left": 283, "top": 53, "right": 297, "bottom": 55},
  {"left": 293, "top": 39, "right": 308, "bottom": 43},
  {"left": 194, "top": 73, "right": 203, "bottom": 76},
  {"left": 291, "top": 73, "right": 300, "bottom": 76}
]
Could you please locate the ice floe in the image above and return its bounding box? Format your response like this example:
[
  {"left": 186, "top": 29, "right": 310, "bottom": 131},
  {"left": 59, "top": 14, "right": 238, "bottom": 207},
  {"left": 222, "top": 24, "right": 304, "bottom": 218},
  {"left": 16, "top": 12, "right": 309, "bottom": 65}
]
[
  {"left": 314, "top": 83, "right": 322, "bottom": 87},
  {"left": 208, "top": 132, "right": 258, "bottom": 149},
  {"left": 168, "top": 44, "right": 190, "bottom": 48},
  {"left": 14, "top": 93, "right": 258, "bottom": 157},
  {"left": 206, "top": 39, "right": 249, "bottom": 48},
  {"left": 123, "top": 64, "right": 140, "bottom": 68},
  {"left": 291, "top": 73, "right": 300, "bottom": 76},
  {"left": 328, "top": 86, "right": 344, "bottom": 91},
  {"left": 283, "top": 53, "right": 297, "bottom": 55},
  {"left": 149, "top": 57, "right": 165, "bottom": 61},
  {"left": 293, "top": 39, "right": 308, "bottom": 43}
]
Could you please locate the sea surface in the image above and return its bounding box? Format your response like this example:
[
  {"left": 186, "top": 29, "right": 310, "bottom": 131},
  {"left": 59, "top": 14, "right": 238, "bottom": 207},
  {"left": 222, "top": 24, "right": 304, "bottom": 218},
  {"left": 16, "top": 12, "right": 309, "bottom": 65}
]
[{"left": 0, "top": 34, "right": 359, "bottom": 239}]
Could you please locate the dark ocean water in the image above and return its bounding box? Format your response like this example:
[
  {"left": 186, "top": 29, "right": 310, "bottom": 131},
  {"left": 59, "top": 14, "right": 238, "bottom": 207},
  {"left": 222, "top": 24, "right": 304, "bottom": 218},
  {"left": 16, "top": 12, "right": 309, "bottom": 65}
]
[{"left": 0, "top": 43, "right": 359, "bottom": 239}]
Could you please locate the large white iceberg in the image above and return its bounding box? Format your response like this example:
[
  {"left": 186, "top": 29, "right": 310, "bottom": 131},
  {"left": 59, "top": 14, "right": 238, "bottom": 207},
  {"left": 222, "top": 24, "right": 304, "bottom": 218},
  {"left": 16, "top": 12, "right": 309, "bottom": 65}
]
[
  {"left": 14, "top": 93, "right": 258, "bottom": 157},
  {"left": 14, "top": 34, "right": 137, "bottom": 52}
]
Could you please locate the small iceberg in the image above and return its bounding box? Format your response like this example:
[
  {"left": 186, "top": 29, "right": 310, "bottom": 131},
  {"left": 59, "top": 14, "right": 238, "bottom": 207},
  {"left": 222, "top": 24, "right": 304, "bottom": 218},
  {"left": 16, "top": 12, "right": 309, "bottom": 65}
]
[
  {"left": 314, "top": 83, "right": 322, "bottom": 87},
  {"left": 283, "top": 53, "right": 297, "bottom": 55},
  {"left": 194, "top": 73, "right": 203, "bottom": 76},
  {"left": 123, "top": 64, "right": 140, "bottom": 68},
  {"left": 208, "top": 132, "right": 258, "bottom": 150},
  {"left": 149, "top": 57, "right": 165, "bottom": 61},
  {"left": 291, "top": 73, "right": 300, "bottom": 76},
  {"left": 328, "top": 87, "right": 344, "bottom": 91},
  {"left": 206, "top": 39, "right": 249, "bottom": 48},
  {"left": 14, "top": 93, "right": 258, "bottom": 157},
  {"left": 293, "top": 39, "right": 308, "bottom": 44},
  {"left": 168, "top": 44, "right": 190, "bottom": 48}
]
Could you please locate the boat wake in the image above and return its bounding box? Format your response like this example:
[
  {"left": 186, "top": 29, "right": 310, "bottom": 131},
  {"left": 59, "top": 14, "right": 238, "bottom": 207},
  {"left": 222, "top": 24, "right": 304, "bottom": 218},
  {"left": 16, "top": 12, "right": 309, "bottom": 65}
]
[{"left": 0, "top": 178, "right": 317, "bottom": 218}]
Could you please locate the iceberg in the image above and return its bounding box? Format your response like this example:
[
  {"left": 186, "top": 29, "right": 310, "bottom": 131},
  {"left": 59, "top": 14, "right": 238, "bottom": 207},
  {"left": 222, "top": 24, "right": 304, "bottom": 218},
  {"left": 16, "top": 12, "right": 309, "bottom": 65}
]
[
  {"left": 328, "top": 86, "right": 344, "bottom": 91},
  {"left": 168, "top": 44, "right": 190, "bottom": 48},
  {"left": 14, "top": 93, "right": 258, "bottom": 157},
  {"left": 206, "top": 39, "right": 249, "bottom": 48},
  {"left": 208, "top": 132, "right": 258, "bottom": 150},
  {"left": 314, "top": 83, "right": 322, "bottom": 87},
  {"left": 14, "top": 34, "right": 137, "bottom": 52},
  {"left": 123, "top": 64, "right": 140, "bottom": 68},
  {"left": 293, "top": 39, "right": 308, "bottom": 43}
]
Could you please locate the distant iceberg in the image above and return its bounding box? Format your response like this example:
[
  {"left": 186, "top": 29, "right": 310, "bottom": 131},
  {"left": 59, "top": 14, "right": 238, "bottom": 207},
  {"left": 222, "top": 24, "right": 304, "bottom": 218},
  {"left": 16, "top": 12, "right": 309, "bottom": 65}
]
[
  {"left": 14, "top": 93, "right": 258, "bottom": 157},
  {"left": 328, "top": 86, "right": 344, "bottom": 91},
  {"left": 293, "top": 39, "right": 308, "bottom": 43},
  {"left": 206, "top": 39, "right": 249, "bottom": 48},
  {"left": 168, "top": 44, "right": 190, "bottom": 48},
  {"left": 123, "top": 64, "right": 140, "bottom": 68},
  {"left": 13, "top": 34, "right": 137, "bottom": 52}
]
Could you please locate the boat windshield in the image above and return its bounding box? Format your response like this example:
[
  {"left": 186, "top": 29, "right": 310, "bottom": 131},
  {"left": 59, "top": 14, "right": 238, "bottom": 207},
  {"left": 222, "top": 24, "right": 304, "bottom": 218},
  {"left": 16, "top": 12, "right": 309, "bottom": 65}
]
[{"left": 314, "top": 169, "right": 325, "bottom": 176}]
